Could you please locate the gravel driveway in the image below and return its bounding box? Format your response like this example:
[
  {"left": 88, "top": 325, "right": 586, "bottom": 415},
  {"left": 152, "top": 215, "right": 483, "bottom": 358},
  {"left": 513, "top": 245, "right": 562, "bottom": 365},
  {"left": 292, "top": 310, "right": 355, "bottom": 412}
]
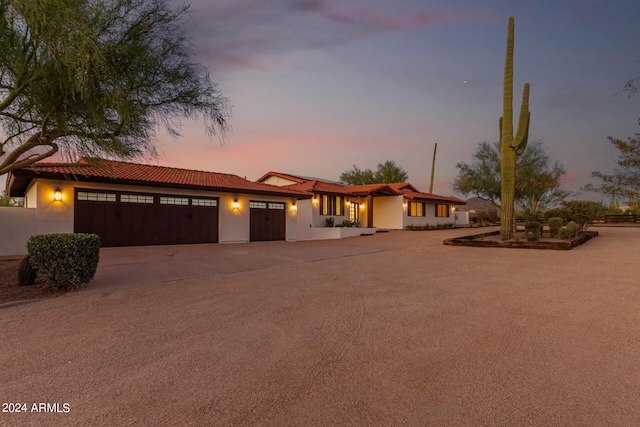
[{"left": 1, "top": 226, "right": 639, "bottom": 426}]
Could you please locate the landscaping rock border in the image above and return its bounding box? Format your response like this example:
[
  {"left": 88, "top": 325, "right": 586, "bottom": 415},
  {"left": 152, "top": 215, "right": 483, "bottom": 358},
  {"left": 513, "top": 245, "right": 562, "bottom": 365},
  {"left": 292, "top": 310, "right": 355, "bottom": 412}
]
[{"left": 443, "top": 230, "right": 598, "bottom": 250}]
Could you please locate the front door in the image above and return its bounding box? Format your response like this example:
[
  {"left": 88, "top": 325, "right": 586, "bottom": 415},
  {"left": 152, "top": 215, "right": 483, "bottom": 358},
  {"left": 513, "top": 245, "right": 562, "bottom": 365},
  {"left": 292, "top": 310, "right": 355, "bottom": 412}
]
[{"left": 349, "top": 202, "right": 360, "bottom": 223}]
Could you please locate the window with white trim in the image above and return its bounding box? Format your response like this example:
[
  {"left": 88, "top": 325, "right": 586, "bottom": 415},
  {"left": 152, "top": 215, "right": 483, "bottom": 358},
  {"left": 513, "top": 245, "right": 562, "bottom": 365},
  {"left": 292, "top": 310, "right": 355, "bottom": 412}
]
[
  {"left": 160, "top": 196, "right": 189, "bottom": 205},
  {"left": 77, "top": 191, "right": 116, "bottom": 202},
  {"left": 192, "top": 198, "right": 217, "bottom": 207},
  {"left": 121, "top": 194, "right": 154, "bottom": 204}
]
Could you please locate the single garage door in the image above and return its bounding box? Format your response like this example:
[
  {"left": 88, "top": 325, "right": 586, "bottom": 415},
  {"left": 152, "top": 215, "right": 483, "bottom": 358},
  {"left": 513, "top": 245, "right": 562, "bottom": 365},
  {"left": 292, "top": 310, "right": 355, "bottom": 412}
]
[
  {"left": 74, "top": 189, "right": 218, "bottom": 247},
  {"left": 250, "top": 201, "right": 286, "bottom": 242}
]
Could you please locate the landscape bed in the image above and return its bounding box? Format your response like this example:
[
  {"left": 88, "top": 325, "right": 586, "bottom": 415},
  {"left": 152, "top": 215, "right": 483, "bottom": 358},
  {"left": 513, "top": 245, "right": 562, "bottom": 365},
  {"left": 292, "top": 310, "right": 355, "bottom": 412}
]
[{"left": 443, "top": 230, "right": 598, "bottom": 250}]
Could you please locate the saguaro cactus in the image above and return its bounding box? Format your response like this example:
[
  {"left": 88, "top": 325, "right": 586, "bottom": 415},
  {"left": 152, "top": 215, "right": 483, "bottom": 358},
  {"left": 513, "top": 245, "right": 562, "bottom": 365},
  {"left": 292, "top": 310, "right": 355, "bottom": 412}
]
[{"left": 500, "top": 16, "right": 530, "bottom": 240}]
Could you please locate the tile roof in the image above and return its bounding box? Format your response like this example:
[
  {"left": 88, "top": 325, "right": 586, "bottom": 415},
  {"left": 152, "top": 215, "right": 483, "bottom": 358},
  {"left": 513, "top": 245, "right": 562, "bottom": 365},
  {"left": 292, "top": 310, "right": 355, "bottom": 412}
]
[
  {"left": 402, "top": 191, "right": 467, "bottom": 205},
  {"left": 8, "top": 158, "right": 311, "bottom": 197},
  {"left": 283, "top": 180, "right": 354, "bottom": 195}
]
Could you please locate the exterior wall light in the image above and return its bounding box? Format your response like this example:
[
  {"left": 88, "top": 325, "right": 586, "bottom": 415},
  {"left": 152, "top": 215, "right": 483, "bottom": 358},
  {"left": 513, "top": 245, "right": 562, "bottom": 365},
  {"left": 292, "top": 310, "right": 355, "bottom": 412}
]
[
  {"left": 403, "top": 200, "right": 408, "bottom": 209},
  {"left": 291, "top": 201, "right": 297, "bottom": 212},
  {"left": 359, "top": 204, "right": 365, "bottom": 210},
  {"left": 312, "top": 196, "right": 318, "bottom": 205},
  {"left": 54, "top": 186, "right": 62, "bottom": 201},
  {"left": 232, "top": 198, "right": 240, "bottom": 210}
]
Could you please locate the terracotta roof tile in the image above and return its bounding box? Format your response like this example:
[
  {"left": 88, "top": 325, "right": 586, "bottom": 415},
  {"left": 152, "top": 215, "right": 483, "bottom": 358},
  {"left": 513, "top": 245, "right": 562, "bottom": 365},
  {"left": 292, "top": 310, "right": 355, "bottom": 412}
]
[
  {"left": 402, "top": 191, "right": 466, "bottom": 205},
  {"left": 10, "top": 158, "right": 310, "bottom": 197},
  {"left": 284, "top": 180, "right": 353, "bottom": 195}
]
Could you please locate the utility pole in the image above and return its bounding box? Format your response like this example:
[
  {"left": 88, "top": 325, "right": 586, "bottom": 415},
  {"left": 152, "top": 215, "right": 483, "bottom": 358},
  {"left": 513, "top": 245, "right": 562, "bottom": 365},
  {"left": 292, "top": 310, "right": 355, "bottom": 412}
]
[{"left": 429, "top": 143, "right": 437, "bottom": 193}]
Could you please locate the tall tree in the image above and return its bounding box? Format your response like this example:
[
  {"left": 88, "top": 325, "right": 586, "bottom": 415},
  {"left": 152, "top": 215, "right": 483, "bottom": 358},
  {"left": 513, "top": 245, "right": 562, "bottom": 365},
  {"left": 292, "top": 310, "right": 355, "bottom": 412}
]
[
  {"left": 340, "top": 160, "right": 408, "bottom": 185},
  {"left": 584, "top": 120, "right": 640, "bottom": 210},
  {"left": 374, "top": 160, "right": 408, "bottom": 184},
  {"left": 0, "top": 0, "right": 230, "bottom": 176},
  {"left": 454, "top": 140, "right": 570, "bottom": 211}
]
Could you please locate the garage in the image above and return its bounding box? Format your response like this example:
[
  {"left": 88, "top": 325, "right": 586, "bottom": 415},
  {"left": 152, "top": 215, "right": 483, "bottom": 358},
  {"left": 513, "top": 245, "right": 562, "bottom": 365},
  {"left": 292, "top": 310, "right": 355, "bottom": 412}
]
[
  {"left": 74, "top": 189, "right": 218, "bottom": 247},
  {"left": 249, "top": 201, "right": 286, "bottom": 241}
]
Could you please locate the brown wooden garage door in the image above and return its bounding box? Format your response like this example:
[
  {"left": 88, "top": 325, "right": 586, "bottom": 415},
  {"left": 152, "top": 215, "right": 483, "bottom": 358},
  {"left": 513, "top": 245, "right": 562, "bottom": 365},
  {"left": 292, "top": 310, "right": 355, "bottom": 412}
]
[
  {"left": 74, "top": 189, "right": 218, "bottom": 247},
  {"left": 249, "top": 201, "right": 286, "bottom": 242}
]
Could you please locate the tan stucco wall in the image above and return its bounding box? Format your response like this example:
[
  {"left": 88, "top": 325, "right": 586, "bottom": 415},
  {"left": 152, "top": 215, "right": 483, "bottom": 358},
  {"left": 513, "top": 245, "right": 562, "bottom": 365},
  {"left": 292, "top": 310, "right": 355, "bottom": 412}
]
[
  {"left": 260, "top": 176, "right": 299, "bottom": 187},
  {"left": 404, "top": 202, "right": 456, "bottom": 228},
  {"left": 372, "top": 196, "right": 404, "bottom": 229}
]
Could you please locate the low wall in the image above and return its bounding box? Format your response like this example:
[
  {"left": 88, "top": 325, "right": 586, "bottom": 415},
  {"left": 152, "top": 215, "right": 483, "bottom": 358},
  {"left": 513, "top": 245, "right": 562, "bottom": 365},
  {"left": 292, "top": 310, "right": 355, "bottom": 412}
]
[
  {"left": 297, "top": 227, "right": 377, "bottom": 241},
  {"left": 0, "top": 207, "right": 36, "bottom": 256}
]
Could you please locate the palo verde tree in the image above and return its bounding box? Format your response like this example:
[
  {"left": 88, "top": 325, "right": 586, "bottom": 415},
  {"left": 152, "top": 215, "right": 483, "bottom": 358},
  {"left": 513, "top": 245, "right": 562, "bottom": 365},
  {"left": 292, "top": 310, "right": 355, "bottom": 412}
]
[
  {"left": 584, "top": 119, "right": 640, "bottom": 210},
  {"left": 499, "top": 16, "right": 531, "bottom": 239},
  {"left": 340, "top": 160, "right": 408, "bottom": 185},
  {"left": 454, "top": 140, "right": 570, "bottom": 212},
  {"left": 0, "top": 0, "right": 230, "bottom": 176}
]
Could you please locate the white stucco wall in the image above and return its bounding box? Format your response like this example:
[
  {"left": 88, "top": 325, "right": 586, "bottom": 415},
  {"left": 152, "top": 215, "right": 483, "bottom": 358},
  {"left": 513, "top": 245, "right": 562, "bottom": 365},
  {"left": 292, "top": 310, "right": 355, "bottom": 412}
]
[
  {"left": 260, "top": 176, "right": 299, "bottom": 186},
  {"left": 0, "top": 207, "right": 36, "bottom": 256},
  {"left": 404, "top": 202, "right": 457, "bottom": 228},
  {"left": 372, "top": 196, "right": 404, "bottom": 229},
  {"left": 9, "top": 179, "right": 300, "bottom": 251}
]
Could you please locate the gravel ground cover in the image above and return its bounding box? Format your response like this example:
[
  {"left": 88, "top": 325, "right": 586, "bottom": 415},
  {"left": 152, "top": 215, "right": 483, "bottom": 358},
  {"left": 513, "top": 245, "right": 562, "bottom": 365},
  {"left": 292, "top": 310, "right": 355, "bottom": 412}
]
[{"left": 1, "top": 226, "right": 638, "bottom": 426}]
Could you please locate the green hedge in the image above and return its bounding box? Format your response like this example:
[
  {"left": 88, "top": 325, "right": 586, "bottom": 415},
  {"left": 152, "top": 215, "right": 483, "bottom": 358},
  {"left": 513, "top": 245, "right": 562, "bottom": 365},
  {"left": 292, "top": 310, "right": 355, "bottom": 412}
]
[
  {"left": 548, "top": 217, "right": 564, "bottom": 238},
  {"left": 524, "top": 221, "right": 542, "bottom": 238},
  {"left": 558, "top": 227, "right": 575, "bottom": 240},
  {"left": 27, "top": 233, "right": 101, "bottom": 289}
]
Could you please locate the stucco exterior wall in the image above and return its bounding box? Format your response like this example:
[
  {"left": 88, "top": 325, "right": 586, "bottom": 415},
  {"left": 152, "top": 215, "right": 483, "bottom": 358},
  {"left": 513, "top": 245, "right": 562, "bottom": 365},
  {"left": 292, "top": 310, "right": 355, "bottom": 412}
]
[
  {"left": 372, "top": 196, "right": 404, "bottom": 229},
  {"left": 260, "top": 176, "right": 299, "bottom": 186},
  {"left": 404, "top": 202, "right": 456, "bottom": 228},
  {"left": 0, "top": 207, "right": 36, "bottom": 256},
  {"left": 10, "top": 179, "right": 300, "bottom": 250}
]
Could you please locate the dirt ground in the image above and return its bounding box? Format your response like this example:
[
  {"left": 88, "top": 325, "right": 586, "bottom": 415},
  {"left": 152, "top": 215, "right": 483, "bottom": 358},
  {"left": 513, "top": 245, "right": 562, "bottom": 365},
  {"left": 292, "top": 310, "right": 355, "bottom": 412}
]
[
  {"left": 0, "top": 258, "right": 67, "bottom": 304},
  {"left": 1, "top": 226, "right": 639, "bottom": 426}
]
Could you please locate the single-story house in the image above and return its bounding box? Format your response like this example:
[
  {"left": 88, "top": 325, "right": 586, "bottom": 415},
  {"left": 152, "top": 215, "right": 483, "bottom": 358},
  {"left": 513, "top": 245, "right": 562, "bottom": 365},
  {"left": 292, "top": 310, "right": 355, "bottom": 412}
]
[
  {"left": 2, "top": 159, "right": 309, "bottom": 256},
  {"left": 256, "top": 172, "right": 467, "bottom": 239}
]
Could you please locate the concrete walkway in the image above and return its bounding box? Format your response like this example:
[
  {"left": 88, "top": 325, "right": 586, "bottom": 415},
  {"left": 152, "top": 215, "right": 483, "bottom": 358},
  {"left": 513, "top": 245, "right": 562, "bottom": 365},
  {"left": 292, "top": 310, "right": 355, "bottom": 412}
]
[{"left": 1, "top": 226, "right": 639, "bottom": 426}]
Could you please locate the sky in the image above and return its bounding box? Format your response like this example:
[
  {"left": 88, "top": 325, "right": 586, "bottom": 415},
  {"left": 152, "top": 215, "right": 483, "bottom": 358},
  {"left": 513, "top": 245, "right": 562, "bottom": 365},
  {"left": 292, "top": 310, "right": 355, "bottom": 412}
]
[{"left": 6, "top": 0, "right": 640, "bottom": 201}]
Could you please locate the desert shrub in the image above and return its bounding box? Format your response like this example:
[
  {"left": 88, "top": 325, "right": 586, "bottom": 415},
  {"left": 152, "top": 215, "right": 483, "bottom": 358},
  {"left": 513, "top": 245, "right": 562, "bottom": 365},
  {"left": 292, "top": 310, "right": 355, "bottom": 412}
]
[
  {"left": 567, "top": 220, "right": 579, "bottom": 231},
  {"left": 544, "top": 208, "right": 570, "bottom": 223},
  {"left": 324, "top": 217, "right": 334, "bottom": 227},
  {"left": 548, "top": 217, "right": 564, "bottom": 238},
  {"left": 562, "top": 200, "right": 606, "bottom": 230},
  {"left": 524, "top": 221, "right": 542, "bottom": 238},
  {"left": 27, "top": 233, "right": 100, "bottom": 289},
  {"left": 340, "top": 219, "right": 352, "bottom": 227},
  {"left": 353, "top": 219, "right": 362, "bottom": 228},
  {"left": 558, "top": 227, "right": 575, "bottom": 240}
]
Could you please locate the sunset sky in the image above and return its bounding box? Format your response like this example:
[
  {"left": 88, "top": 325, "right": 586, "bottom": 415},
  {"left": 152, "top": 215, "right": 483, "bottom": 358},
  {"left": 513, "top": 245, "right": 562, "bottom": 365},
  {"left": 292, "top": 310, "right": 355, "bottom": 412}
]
[{"left": 6, "top": 0, "right": 640, "bottom": 201}]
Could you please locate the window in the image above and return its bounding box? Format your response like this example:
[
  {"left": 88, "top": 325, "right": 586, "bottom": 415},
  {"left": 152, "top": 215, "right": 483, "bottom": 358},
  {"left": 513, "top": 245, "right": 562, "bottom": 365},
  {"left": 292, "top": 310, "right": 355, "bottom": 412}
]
[
  {"left": 250, "top": 201, "right": 267, "bottom": 209},
  {"left": 121, "top": 194, "right": 154, "bottom": 204},
  {"left": 408, "top": 202, "right": 425, "bottom": 217},
  {"left": 192, "top": 198, "right": 217, "bottom": 207},
  {"left": 320, "top": 195, "right": 344, "bottom": 216},
  {"left": 268, "top": 202, "right": 285, "bottom": 210},
  {"left": 77, "top": 191, "right": 116, "bottom": 202},
  {"left": 436, "top": 204, "right": 450, "bottom": 217},
  {"left": 160, "top": 196, "right": 189, "bottom": 205}
]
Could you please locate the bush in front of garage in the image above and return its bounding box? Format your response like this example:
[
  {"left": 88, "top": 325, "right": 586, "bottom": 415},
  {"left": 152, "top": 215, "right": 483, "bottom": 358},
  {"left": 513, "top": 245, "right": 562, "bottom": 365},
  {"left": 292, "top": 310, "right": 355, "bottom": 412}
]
[{"left": 27, "top": 233, "right": 101, "bottom": 289}]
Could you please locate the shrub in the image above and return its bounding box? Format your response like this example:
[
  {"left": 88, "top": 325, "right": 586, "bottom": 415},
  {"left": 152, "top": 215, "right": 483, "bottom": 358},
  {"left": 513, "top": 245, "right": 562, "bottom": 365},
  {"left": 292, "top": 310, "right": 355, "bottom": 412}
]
[
  {"left": 27, "top": 233, "right": 101, "bottom": 289},
  {"left": 567, "top": 220, "right": 579, "bottom": 231},
  {"left": 18, "top": 255, "right": 37, "bottom": 286},
  {"left": 558, "top": 226, "right": 575, "bottom": 240},
  {"left": 524, "top": 221, "right": 542, "bottom": 238},
  {"left": 324, "top": 217, "right": 334, "bottom": 227},
  {"left": 544, "top": 208, "right": 570, "bottom": 223},
  {"left": 340, "top": 219, "right": 352, "bottom": 227},
  {"left": 562, "top": 200, "right": 606, "bottom": 230},
  {"left": 548, "top": 217, "right": 564, "bottom": 238},
  {"left": 353, "top": 219, "right": 362, "bottom": 228}
]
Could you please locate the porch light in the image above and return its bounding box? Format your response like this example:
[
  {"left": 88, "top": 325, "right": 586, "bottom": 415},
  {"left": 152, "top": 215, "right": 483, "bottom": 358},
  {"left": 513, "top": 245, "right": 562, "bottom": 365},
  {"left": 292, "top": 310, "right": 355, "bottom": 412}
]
[
  {"left": 403, "top": 200, "right": 408, "bottom": 209},
  {"left": 54, "top": 186, "right": 62, "bottom": 202},
  {"left": 291, "top": 201, "right": 297, "bottom": 212},
  {"left": 359, "top": 204, "right": 365, "bottom": 210},
  {"left": 232, "top": 198, "right": 240, "bottom": 210},
  {"left": 451, "top": 205, "right": 456, "bottom": 213},
  {"left": 312, "top": 197, "right": 318, "bottom": 205}
]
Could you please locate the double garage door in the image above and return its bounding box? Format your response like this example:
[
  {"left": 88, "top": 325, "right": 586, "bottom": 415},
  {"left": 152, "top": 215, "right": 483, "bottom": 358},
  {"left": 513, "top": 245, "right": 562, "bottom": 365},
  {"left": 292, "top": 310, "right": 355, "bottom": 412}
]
[
  {"left": 74, "top": 189, "right": 219, "bottom": 247},
  {"left": 74, "top": 189, "right": 288, "bottom": 247}
]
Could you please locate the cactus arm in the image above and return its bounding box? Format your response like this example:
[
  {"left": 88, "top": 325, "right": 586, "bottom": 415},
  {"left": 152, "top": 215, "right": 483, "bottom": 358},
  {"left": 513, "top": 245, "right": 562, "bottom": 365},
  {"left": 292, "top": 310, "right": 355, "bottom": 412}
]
[{"left": 512, "top": 83, "right": 530, "bottom": 153}]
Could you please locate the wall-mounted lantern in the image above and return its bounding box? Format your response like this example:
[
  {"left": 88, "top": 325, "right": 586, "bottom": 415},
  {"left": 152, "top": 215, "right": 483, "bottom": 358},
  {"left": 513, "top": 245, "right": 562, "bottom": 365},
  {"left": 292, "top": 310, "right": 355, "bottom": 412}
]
[
  {"left": 312, "top": 196, "right": 318, "bottom": 205},
  {"left": 232, "top": 198, "right": 240, "bottom": 210},
  {"left": 54, "top": 186, "right": 62, "bottom": 202},
  {"left": 291, "top": 201, "right": 297, "bottom": 212},
  {"left": 402, "top": 200, "right": 408, "bottom": 209}
]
